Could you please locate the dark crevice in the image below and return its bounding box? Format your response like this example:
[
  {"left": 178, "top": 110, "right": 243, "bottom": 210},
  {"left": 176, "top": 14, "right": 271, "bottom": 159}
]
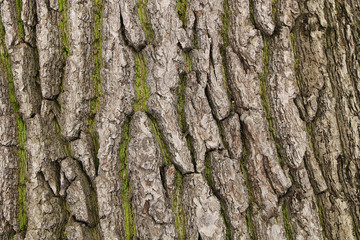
[
  {"left": 238, "top": 120, "right": 257, "bottom": 240},
  {"left": 159, "top": 166, "right": 169, "bottom": 198}
]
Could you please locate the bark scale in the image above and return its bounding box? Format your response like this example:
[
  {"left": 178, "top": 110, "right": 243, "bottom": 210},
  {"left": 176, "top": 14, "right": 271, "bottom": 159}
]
[{"left": 0, "top": 0, "right": 359, "bottom": 239}]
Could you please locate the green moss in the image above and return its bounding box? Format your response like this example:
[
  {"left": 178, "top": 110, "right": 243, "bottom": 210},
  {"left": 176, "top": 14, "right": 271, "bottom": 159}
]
[
  {"left": 272, "top": 0, "right": 278, "bottom": 22},
  {"left": 258, "top": 36, "right": 286, "bottom": 166},
  {"left": 219, "top": 0, "right": 235, "bottom": 110},
  {"left": 9, "top": 231, "right": 15, "bottom": 240},
  {"left": 314, "top": 194, "right": 326, "bottom": 239},
  {"left": 173, "top": 171, "right": 186, "bottom": 240},
  {"left": 137, "top": 0, "right": 155, "bottom": 44},
  {"left": 282, "top": 203, "right": 294, "bottom": 240},
  {"left": 240, "top": 140, "right": 256, "bottom": 240},
  {"left": 147, "top": 114, "right": 171, "bottom": 166},
  {"left": 204, "top": 154, "right": 213, "bottom": 187},
  {"left": 89, "top": 186, "right": 102, "bottom": 240},
  {"left": 353, "top": 220, "right": 360, "bottom": 239},
  {"left": 177, "top": 0, "right": 189, "bottom": 28},
  {"left": 88, "top": 0, "right": 103, "bottom": 172},
  {"left": 184, "top": 52, "right": 193, "bottom": 73},
  {"left": 133, "top": 53, "right": 149, "bottom": 112},
  {"left": 93, "top": 0, "right": 103, "bottom": 97},
  {"left": 60, "top": 202, "right": 71, "bottom": 240},
  {"left": 59, "top": 0, "right": 69, "bottom": 58},
  {"left": 119, "top": 117, "right": 137, "bottom": 239},
  {"left": 176, "top": 54, "right": 196, "bottom": 168},
  {"left": 16, "top": 0, "right": 25, "bottom": 40},
  {"left": 177, "top": 53, "right": 193, "bottom": 133},
  {"left": 0, "top": 16, "right": 27, "bottom": 232},
  {"left": 88, "top": 118, "right": 100, "bottom": 169},
  {"left": 221, "top": 0, "right": 230, "bottom": 47},
  {"left": 220, "top": 202, "right": 231, "bottom": 240},
  {"left": 249, "top": 0, "right": 256, "bottom": 26},
  {"left": 306, "top": 123, "right": 316, "bottom": 151},
  {"left": 177, "top": 73, "right": 187, "bottom": 132},
  {"left": 246, "top": 208, "right": 256, "bottom": 240}
]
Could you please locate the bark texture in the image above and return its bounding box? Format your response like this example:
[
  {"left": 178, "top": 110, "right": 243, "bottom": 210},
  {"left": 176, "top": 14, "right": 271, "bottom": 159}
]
[{"left": 0, "top": 0, "right": 359, "bottom": 239}]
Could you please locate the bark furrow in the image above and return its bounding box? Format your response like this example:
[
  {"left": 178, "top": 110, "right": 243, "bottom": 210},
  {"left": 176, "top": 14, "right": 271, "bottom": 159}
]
[{"left": 1, "top": 0, "right": 359, "bottom": 239}]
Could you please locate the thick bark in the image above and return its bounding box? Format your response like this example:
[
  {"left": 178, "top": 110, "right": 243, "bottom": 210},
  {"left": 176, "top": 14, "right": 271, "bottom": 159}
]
[{"left": 0, "top": 0, "right": 359, "bottom": 239}]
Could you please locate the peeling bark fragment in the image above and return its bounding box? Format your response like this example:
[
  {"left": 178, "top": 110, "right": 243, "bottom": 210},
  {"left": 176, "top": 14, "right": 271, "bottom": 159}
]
[
  {"left": 267, "top": 17, "right": 327, "bottom": 239},
  {"left": 24, "top": 107, "right": 65, "bottom": 198},
  {"left": 22, "top": 0, "right": 37, "bottom": 46},
  {"left": 25, "top": 115, "right": 66, "bottom": 239},
  {"left": 95, "top": 0, "right": 136, "bottom": 238},
  {"left": 251, "top": 205, "right": 287, "bottom": 240},
  {"left": 226, "top": 2, "right": 291, "bottom": 196},
  {"left": 240, "top": 111, "right": 282, "bottom": 214},
  {"left": 61, "top": 158, "right": 96, "bottom": 226},
  {"left": 120, "top": 0, "right": 146, "bottom": 50},
  {"left": 65, "top": 218, "right": 96, "bottom": 240},
  {"left": 0, "top": 0, "right": 21, "bottom": 47},
  {"left": 293, "top": 19, "right": 326, "bottom": 122},
  {"left": 6, "top": 43, "right": 41, "bottom": 119},
  {"left": 1, "top": 0, "right": 41, "bottom": 119},
  {"left": 267, "top": 27, "right": 326, "bottom": 192},
  {"left": 10, "top": 44, "right": 41, "bottom": 119},
  {"left": 221, "top": 113, "right": 243, "bottom": 160},
  {"left": 59, "top": 0, "right": 95, "bottom": 140},
  {"left": 188, "top": 0, "right": 231, "bottom": 120},
  {"left": 70, "top": 131, "right": 97, "bottom": 182},
  {"left": 147, "top": 95, "right": 194, "bottom": 174},
  {"left": 182, "top": 173, "right": 226, "bottom": 240},
  {"left": 277, "top": 0, "right": 299, "bottom": 29},
  {"left": 225, "top": 2, "right": 291, "bottom": 237},
  {"left": 40, "top": 100, "right": 67, "bottom": 163},
  {"left": 184, "top": 71, "right": 222, "bottom": 172},
  {"left": 228, "top": 0, "right": 263, "bottom": 71},
  {"left": 287, "top": 168, "right": 323, "bottom": 240},
  {"left": 36, "top": 0, "right": 64, "bottom": 99},
  {"left": 252, "top": 0, "right": 275, "bottom": 35},
  {"left": 128, "top": 111, "right": 177, "bottom": 239},
  {"left": 137, "top": 0, "right": 195, "bottom": 174},
  {"left": 226, "top": 47, "right": 291, "bottom": 195},
  {"left": 208, "top": 151, "right": 249, "bottom": 240}
]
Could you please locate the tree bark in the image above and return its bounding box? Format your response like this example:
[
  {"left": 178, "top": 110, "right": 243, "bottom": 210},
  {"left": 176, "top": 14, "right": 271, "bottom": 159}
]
[{"left": 0, "top": 0, "right": 359, "bottom": 239}]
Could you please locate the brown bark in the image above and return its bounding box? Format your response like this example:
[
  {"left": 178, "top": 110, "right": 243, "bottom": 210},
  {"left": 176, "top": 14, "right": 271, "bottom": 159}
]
[{"left": 0, "top": 0, "right": 359, "bottom": 239}]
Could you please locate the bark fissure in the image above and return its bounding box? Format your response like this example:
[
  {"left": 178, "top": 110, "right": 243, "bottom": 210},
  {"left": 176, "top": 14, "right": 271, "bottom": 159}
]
[{"left": 1, "top": 0, "right": 360, "bottom": 239}]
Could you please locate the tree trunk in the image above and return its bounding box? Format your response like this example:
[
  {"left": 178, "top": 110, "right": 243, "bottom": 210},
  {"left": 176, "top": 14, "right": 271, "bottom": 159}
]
[{"left": 0, "top": 0, "right": 359, "bottom": 239}]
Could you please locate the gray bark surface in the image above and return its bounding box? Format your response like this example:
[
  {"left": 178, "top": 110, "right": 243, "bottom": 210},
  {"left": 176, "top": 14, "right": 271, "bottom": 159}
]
[{"left": 0, "top": 0, "right": 359, "bottom": 239}]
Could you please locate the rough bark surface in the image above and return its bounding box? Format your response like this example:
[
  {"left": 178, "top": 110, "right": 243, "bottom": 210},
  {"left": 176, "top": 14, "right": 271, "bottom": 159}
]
[{"left": 0, "top": 0, "right": 359, "bottom": 239}]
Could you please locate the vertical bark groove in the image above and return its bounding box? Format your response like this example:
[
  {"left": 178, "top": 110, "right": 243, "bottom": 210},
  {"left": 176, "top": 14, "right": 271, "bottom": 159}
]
[{"left": 1, "top": 0, "right": 359, "bottom": 239}]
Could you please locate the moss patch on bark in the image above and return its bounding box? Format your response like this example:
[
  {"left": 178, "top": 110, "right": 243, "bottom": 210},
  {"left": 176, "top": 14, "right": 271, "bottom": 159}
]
[
  {"left": 0, "top": 16, "right": 27, "bottom": 232},
  {"left": 59, "top": 0, "right": 69, "bottom": 58},
  {"left": 119, "top": 117, "right": 137, "bottom": 240},
  {"left": 133, "top": 53, "right": 149, "bottom": 112},
  {"left": 15, "top": 0, "right": 25, "bottom": 40},
  {"left": 137, "top": 0, "right": 154, "bottom": 44}
]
